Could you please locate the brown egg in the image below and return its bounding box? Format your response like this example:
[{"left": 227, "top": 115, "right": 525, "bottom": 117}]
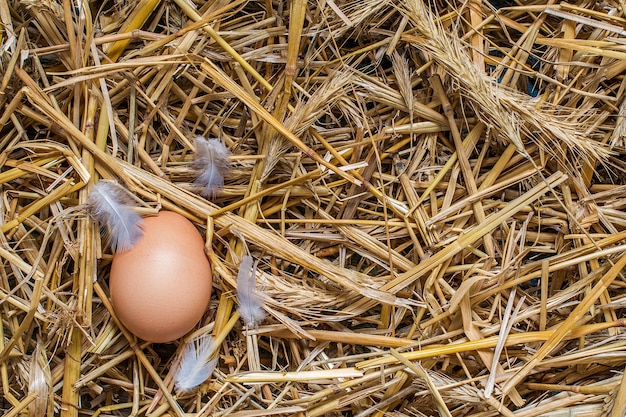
[{"left": 109, "top": 211, "right": 212, "bottom": 343}]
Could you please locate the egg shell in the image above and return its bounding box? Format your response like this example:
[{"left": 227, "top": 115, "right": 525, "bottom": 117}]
[{"left": 109, "top": 211, "right": 212, "bottom": 343}]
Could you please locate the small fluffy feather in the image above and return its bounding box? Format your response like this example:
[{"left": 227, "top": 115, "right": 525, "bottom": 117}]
[
  {"left": 88, "top": 180, "right": 143, "bottom": 252},
  {"left": 193, "top": 136, "right": 231, "bottom": 199},
  {"left": 174, "top": 335, "right": 218, "bottom": 392},
  {"left": 236, "top": 256, "right": 267, "bottom": 328}
]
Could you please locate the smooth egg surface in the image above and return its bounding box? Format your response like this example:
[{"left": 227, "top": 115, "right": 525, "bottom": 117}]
[{"left": 110, "top": 211, "right": 212, "bottom": 343}]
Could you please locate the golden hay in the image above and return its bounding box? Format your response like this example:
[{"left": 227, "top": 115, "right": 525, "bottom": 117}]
[{"left": 1, "top": 0, "right": 625, "bottom": 416}]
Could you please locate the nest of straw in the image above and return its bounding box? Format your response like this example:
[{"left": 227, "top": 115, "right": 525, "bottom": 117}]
[{"left": 1, "top": 0, "right": 626, "bottom": 415}]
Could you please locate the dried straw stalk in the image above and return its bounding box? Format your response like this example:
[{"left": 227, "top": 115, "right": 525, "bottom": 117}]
[{"left": 0, "top": 1, "right": 625, "bottom": 416}]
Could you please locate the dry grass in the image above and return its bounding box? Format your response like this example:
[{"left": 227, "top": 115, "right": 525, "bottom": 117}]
[{"left": 1, "top": 0, "right": 626, "bottom": 416}]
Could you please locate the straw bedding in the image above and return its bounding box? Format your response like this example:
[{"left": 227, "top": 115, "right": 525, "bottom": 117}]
[{"left": 1, "top": 0, "right": 626, "bottom": 415}]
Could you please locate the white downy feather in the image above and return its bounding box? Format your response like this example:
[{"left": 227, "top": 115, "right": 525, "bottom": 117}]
[
  {"left": 193, "top": 136, "right": 231, "bottom": 199},
  {"left": 236, "top": 256, "right": 267, "bottom": 328},
  {"left": 88, "top": 180, "right": 143, "bottom": 252},
  {"left": 174, "top": 335, "right": 218, "bottom": 392}
]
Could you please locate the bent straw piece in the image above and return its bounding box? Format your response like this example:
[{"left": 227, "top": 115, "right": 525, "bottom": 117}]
[{"left": 501, "top": 251, "right": 626, "bottom": 395}]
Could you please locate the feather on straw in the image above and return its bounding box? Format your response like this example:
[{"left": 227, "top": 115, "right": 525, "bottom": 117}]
[
  {"left": 173, "top": 335, "right": 218, "bottom": 393},
  {"left": 193, "top": 136, "right": 231, "bottom": 199},
  {"left": 88, "top": 180, "right": 143, "bottom": 252},
  {"left": 236, "top": 256, "right": 266, "bottom": 328}
]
